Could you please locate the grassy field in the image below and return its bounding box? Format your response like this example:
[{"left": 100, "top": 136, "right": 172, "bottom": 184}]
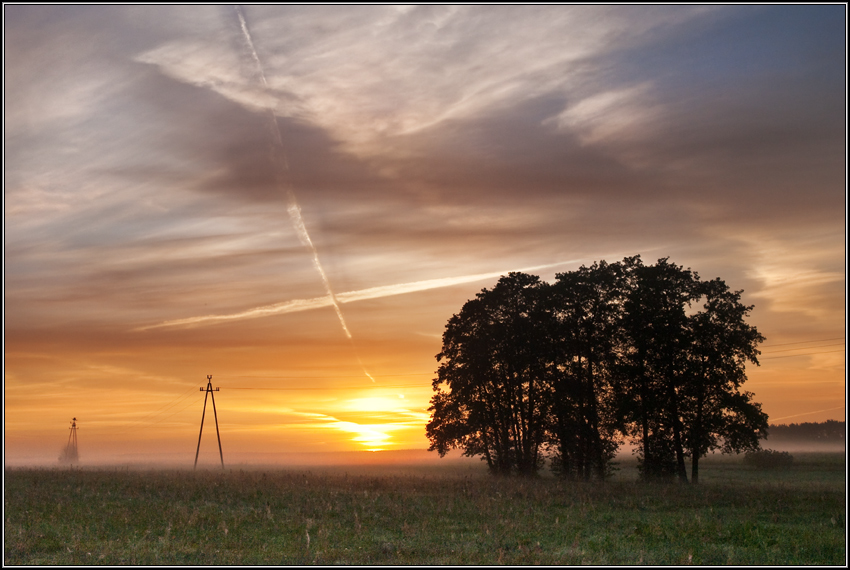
[{"left": 4, "top": 453, "right": 845, "bottom": 565}]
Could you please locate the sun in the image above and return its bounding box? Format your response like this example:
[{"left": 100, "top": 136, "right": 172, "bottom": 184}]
[{"left": 326, "top": 394, "right": 427, "bottom": 451}]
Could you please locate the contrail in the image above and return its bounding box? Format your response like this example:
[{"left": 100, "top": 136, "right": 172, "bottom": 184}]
[
  {"left": 234, "top": 7, "right": 357, "bottom": 344},
  {"left": 769, "top": 405, "right": 846, "bottom": 422},
  {"left": 135, "top": 260, "right": 582, "bottom": 331}
]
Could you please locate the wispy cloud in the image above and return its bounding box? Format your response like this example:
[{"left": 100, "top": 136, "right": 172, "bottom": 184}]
[
  {"left": 136, "top": 6, "right": 712, "bottom": 160},
  {"left": 135, "top": 260, "right": 580, "bottom": 331}
]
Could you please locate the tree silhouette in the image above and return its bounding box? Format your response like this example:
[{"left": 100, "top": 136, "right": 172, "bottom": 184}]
[
  {"left": 619, "top": 257, "right": 696, "bottom": 482},
  {"left": 427, "top": 257, "right": 767, "bottom": 483},
  {"left": 682, "top": 277, "right": 767, "bottom": 483},
  {"left": 548, "top": 261, "right": 624, "bottom": 481},
  {"left": 427, "top": 273, "right": 552, "bottom": 476}
]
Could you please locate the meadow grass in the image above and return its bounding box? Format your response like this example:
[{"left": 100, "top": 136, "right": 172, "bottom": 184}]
[{"left": 4, "top": 453, "right": 845, "bottom": 565}]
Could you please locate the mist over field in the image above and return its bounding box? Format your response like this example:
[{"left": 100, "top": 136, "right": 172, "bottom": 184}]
[
  {"left": 762, "top": 420, "right": 846, "bottom": 453},
  {"left": 759, "top": 440, "right": 846, "bottom": 453},
  {"left": 5, "top": 447, "right": 479, "bottom": 471},
  {"left": 10, "top": 428, "right": 843, "bottom": 472}
]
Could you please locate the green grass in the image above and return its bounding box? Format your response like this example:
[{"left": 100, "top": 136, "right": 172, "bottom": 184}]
[{"left": 4, "top": 453, "right": 845, "bottom": 565}]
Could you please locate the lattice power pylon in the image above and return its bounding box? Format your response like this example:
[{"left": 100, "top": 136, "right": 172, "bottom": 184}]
[
  {"left": 59, "top": 417, "right": 79, "bottom": 464},
  {"left": 194, "top": 375, "right": 224, "bottom": 470}
]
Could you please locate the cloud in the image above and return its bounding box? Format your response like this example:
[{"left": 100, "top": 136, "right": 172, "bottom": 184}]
[
  {"left": 744, "top": 233, "right": 846, "bottom": 322},
  {"left": 135, "top": 6, "right": 714, "bottom": 158}
]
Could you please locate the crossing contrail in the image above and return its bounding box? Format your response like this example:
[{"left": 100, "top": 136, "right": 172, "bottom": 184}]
[
  {"left": 234, "top": 6, "right": 361, "bottom": 360},
  {"left": 135, "top": 260, "right": 582, "bottom": 331}
]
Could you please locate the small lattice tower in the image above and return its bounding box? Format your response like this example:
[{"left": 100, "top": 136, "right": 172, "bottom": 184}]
[{"left": 59, "top": 417, "right": 79, "bottom": 464}]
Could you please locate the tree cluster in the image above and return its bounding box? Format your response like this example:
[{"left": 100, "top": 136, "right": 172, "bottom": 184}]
[{"left": 426, "top": 256, "right": 768, "bottom": 484}]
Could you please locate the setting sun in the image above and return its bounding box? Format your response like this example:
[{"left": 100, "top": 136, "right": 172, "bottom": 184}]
[{"left": 323, "top": 395, "right": 432, "bottom": 451}]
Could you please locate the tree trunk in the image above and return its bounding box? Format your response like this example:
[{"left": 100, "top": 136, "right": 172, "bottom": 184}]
[
  {"left": 691, "top": 452, "right": 699, "bottom": 485},
  {"left": 691, "top": 363, "right": 706, "bottom": 485},
  {"left": 637, "top": 352, "right": 652, "bottom": 477},
  {"left": 668, "top": 379, "right": 689, "bottom": 484},
  {"left": 586, "top": 357, "right": 606, "bottom": 481},
  {"left": 672, "top": 421, "right": 689, "bottom": 484}
]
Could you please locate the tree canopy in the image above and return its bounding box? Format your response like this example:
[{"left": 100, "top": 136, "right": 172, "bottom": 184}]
[{"left": 426, "top": 256, "right": 767, "bottom": 483}]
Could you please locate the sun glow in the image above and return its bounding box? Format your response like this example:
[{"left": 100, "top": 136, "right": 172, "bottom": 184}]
[
  {"left": 331, "top": 421, "right": 393, "bottom": 451},
  {"left": 314, "top": 395, "right": 431, "bottom": 451}
]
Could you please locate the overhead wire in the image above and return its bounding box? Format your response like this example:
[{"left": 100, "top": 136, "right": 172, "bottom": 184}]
[
  {"left": 228, "top": 372, "right": 434, "bottom": 380},
  {"left": 144, "top": 397, "right": 204, "bottom": 429},
  {"left": 219, "top": 384, "right": 429, "bottom": 391},
  {"left": 102, "top": 385, "right": 199, "bottom": 436},
  {"left": 760, "top": 336, "right": 844, "bottom": 348},
  {"left": 761, "top": 342, "right": 845, "bottom": 354},
  {"left": 760, "top": 349, "right": 845, "bottom": 360}
]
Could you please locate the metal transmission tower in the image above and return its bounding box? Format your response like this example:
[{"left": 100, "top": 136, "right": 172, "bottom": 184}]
[
  {"left": 59, "top": 417, "right": 79, "bottom": 464},
  {"left": 194, "top": 375, "right": 224, "bottom": 470}
]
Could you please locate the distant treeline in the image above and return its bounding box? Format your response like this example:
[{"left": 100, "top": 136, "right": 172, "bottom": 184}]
[{"left": 766, "top": 420, "right": 845, "bottom": 442}]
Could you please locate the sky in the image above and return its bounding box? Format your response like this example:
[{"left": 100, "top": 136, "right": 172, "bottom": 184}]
[{"left": 4, "top": 5, "right": 846, "bottom": 465}]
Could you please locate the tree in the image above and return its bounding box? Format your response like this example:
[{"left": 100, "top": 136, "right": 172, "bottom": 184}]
[
  {"left": 619, "top": 256, "right": 697, "bottom": 482},
  {"left": 426, "top": 273, "right": 552, "bottom": 476},
  {"left": 619, "top": 259, "right": 767, "bottom": 483},
  {"left": 547, "top": 261, "right": 625, "bottom": 481},
  {"left": 681, "top": 277, "right": 767, "bottom": 483}
]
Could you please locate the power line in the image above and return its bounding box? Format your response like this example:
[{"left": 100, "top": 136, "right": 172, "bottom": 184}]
[
  {"left": 750, "top": 379, "right": 845, "bottom": 386},
  {"left": 227, "top": 372, "right": 434, "bottom": 380},
  {"left": 104, "top": 386, "right": 198, "bottom": 436},
  {"left": 762, "top": 342, "right": 845, "bottom": 354},
  {"left": 761, "top": 337, "right": 844, "bottom": 348},
  {"left": 132, "top": 386, "right": 198, "bottom": 421},
  {"left": 109, "top": 397, "right": 201, "bottom": 435},
  {"left": 760, "top": 349, "right": 846, "bottom": 360},
  {"left": 146, "top": 397, "right": 202, "bottom": 428},
  {"left": 220, "top": 383, "right": 429, "bottom": 391}
]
